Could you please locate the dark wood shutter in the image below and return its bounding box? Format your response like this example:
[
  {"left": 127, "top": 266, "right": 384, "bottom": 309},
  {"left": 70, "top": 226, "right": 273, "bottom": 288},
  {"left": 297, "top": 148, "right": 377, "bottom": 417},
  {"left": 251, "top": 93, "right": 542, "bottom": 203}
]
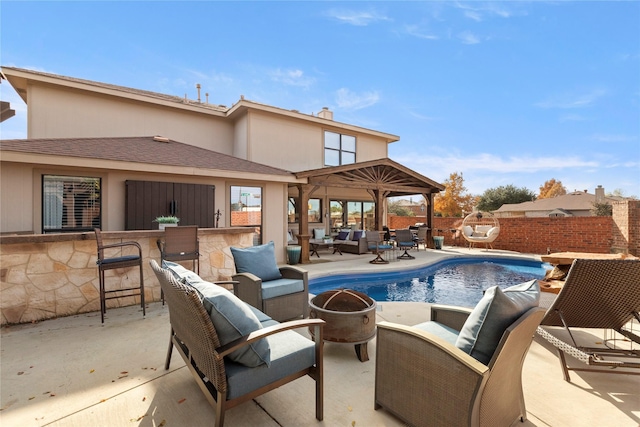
[{"left": 125, "top": 180, "right": 215, "bottom": 230}]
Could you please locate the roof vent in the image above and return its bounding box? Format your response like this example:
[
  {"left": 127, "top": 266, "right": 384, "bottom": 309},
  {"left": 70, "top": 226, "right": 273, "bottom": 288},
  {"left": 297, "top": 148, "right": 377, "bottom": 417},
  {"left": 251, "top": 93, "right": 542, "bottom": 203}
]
[{"left": 153, "top": 136, "right": 170, "bottom": 143}]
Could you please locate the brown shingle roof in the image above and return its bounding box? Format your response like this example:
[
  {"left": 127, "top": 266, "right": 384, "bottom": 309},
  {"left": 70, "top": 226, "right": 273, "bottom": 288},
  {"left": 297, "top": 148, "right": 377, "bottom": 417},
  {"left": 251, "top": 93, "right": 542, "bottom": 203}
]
[{"left": 0, "top": 136, "right": 293, "bottom": 176}]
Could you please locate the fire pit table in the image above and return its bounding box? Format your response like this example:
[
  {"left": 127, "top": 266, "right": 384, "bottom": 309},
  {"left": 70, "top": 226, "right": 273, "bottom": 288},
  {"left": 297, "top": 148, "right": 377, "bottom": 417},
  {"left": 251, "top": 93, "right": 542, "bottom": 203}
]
[{"left": 309, "top": 289, "right": 377, "bottom": 362}]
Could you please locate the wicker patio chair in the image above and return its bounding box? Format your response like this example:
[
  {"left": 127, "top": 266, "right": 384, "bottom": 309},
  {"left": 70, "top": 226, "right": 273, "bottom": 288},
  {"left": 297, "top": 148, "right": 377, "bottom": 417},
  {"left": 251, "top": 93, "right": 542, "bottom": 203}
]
[
  {"left": 157, "top": 225, "right": 199, "bottom": 304},
  {"left": 150, "top": 260, "right": 324, "bottom": 427},
  {"left": 536, "top": 258, "right": 640, "bottom": 382},
  {"left": 94, "top": 228, "right": 145, "bottom": 323},
  {"left": 461, "top": 212, "right": 500, "bottom": 250},
  {"left": 375, "top": 305, "right": 545, "bottom": 427},
  {"left": 231, "top": 242, "right": 309, "bottom": 322}
]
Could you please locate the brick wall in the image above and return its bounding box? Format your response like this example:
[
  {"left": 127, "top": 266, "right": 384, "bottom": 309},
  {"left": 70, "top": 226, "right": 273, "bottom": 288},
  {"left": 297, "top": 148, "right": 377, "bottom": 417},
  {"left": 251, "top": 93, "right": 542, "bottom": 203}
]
[{"left": 387, "top": 201, "right": 640, "bottom": 256}]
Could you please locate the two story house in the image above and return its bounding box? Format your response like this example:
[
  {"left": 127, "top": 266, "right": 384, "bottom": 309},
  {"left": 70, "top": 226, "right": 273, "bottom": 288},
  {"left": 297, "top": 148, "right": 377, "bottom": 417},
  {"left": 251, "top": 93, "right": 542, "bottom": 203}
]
[{"left": 0, "top": 66, "right": 443, "bottom": 262}]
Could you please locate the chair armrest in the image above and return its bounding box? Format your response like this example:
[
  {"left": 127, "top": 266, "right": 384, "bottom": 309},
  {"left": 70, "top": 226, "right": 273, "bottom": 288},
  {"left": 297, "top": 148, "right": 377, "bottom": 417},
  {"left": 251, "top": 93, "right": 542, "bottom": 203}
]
[
  {"left": 217, "top": 318, "right": 325, "bottom": 357},
  {"left": 100, "top": 241, "right": 142, "bottom": 254},
  {"left": 279, "top": 265, "right": 307, "bottom": 280},
  {"left": 375, "top": 321, "right": 488, "bottom": 426},
  {"left": 430, "top": 304, "right": 472, "bottom": 332},
  {"left": 232, "top": 272, "right": 263, "bottom": 309}
]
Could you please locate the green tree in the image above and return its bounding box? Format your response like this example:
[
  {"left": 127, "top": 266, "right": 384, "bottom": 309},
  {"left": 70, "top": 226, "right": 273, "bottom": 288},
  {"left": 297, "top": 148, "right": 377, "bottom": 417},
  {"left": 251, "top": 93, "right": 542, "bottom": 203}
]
[
  {"left": 388, "top": 200, "right": 415, "bottom": 216},
  {"left": 477, "top": 185, "right": 536, "bottom": 212},
  {"left": 538, "top": 179, "right": 567, "bottom": 199},
  {"left": 433, "top": 172, "right": 476, "bottom": 217},
  {"left": 591, "top": 202, "right": 613, "bottom": 216}
]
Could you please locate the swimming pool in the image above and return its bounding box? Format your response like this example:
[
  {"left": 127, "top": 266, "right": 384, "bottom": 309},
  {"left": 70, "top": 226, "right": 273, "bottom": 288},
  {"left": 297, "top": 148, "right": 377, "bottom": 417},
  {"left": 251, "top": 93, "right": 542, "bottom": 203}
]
[{"left": 309, "top": 257, "right": 550, "bottom": 308}]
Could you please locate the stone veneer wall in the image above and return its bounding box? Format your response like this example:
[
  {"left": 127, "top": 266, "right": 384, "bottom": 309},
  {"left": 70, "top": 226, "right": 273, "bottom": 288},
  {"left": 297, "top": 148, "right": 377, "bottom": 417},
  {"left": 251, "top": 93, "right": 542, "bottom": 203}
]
[{"left": 0, "top": 228, "right": 253, "bottom": 325}]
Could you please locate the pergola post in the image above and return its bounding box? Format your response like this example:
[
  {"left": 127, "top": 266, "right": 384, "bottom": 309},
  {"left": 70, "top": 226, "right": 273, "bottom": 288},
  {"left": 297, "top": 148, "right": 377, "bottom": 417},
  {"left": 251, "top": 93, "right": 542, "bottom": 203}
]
[
  {"left": 296, "top": 184, "right": 314, "bottom": 264},
  {"left": 424, "top": 192, "right": 435, "bottom": 248}
]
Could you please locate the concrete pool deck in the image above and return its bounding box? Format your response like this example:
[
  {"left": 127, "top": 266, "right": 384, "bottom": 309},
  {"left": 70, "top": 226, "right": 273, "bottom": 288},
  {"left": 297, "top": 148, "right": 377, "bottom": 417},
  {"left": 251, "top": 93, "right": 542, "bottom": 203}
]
[{"left": 1, "top": 246, "right": 638, "bottom": 426}]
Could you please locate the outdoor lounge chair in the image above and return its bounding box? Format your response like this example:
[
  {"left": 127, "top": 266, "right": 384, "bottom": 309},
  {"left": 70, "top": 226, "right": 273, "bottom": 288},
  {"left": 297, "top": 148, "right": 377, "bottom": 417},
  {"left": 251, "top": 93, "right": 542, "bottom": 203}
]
[
  {"left": 231, "top": 242, "right": 309, "bottom": 322},
  {"left": 150, "top": 259, "right": 324, "bottom": 427},
  {"left": 375, "top": 280, "right": 544, "bottom": 427},
  {"left": 536, "top": 258, "right": 640, "bottom": 382},
  {"left": 395, "top": 229, "right": 416, "bottom": 259}
]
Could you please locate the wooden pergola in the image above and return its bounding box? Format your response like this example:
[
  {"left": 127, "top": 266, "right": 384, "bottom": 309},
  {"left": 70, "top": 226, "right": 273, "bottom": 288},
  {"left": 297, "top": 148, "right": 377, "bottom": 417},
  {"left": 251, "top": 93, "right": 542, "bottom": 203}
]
[{"left": 291, "top": 158, "right": 445, "bottom": 263}]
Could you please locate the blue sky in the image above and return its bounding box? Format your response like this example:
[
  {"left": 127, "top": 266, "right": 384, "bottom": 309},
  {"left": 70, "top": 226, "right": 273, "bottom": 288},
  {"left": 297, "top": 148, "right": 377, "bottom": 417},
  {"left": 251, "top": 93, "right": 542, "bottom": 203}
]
[{"left": 1, "top": 1, "right": 639, "bottom": 198}]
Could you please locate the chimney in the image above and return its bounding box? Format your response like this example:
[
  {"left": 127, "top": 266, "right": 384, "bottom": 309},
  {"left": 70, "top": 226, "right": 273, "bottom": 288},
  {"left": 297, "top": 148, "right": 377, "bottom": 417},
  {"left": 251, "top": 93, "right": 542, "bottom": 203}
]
[
  {"left": 317, "top": 107, "right": 333, "bottom": 120},
  {"left": 196, "top": 84, "right": 201, "bottom": 103},
  {"left": 595, "top": 185, "right": 605, "bottom": 203}
]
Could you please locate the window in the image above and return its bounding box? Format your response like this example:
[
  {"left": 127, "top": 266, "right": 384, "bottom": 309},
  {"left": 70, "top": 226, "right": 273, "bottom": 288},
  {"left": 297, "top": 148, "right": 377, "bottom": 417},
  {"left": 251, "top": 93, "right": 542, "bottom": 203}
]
[
  {"left": 288, "top": 197, "right": 322, "bottom": 223},
  {"left": 330, "top": 199, "right": 374, "bottom": 231},
  {"left": 324, "top": 131, "right": 356, "bottom": 166},
  {"left": 43, "top": 175, "right": 101, "bottom": 233},
  {"left": 231, "top": 186, "right": 263, "bottom": 245}
]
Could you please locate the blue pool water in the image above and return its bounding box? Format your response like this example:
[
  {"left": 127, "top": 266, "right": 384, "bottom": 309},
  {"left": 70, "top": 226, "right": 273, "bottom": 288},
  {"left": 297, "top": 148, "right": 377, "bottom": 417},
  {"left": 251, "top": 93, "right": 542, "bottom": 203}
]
[{"left": 309, "top": 257, "right": 549, "bottom": 308}]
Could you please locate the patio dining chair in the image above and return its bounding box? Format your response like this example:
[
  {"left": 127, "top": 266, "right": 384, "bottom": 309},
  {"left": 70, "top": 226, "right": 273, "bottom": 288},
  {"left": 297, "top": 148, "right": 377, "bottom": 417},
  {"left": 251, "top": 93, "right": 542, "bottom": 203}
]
[
  {"left": 157, "top": 225, "right": 200, "bottom": 304},
  {"left": 94, "top": 228, "right": 145, "bottom": 323},
  {"left": 366, "top": 230, "right": 394, "bottom": 264},
  {"left": 395, "top": 229, "right": 416, "bottom": 259}
]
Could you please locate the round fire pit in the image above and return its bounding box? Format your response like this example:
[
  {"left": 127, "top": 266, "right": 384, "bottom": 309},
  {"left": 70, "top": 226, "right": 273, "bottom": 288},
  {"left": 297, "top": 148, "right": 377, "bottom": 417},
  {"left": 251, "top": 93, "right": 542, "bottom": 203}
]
[{"left": 309, "top": 289, "right": 377, "bottom": 362}]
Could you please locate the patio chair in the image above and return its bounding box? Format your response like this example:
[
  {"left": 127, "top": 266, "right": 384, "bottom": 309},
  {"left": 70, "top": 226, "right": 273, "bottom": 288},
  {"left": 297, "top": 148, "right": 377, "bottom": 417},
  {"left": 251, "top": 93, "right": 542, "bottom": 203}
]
[
  {"left": 395, "top": 229, "right": 415, "bottom": 259},
  {"left": 94, "top": 228, "right": 145, "bottom": 323},
  {"left": 375, "top": 280, "right": 544, "bottom": 427},
  {"left": 536, "top": 259, "right": 640, "bottom": 382},
  {"left": 231, "top": 241, "right": 309, "bottom": 322},
  {"left": 366, "top": 230, "right": 393, "bottom": 264},
  {"left": 157, "top": 225, "right": 199, "bottom": 304},
  {"left": 414, "top": 226, "right": 428, "bottom": 251},
  {"left": 150, "top": 260, "right": 324, "bottom": 427}
]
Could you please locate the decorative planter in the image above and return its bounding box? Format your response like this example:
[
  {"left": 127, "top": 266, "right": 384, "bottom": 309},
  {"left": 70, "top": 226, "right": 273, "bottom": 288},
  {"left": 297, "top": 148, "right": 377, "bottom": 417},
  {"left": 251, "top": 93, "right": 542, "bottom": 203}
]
[{"left": 159, "top": 223, "right": 178, "bottom": 231}]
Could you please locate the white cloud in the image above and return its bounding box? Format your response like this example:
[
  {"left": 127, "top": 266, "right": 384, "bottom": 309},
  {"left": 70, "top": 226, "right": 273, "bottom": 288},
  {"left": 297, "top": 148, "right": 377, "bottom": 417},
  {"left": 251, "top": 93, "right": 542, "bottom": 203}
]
[
  {"left": 405, "top": 24, "right": 439, "bottom": 40},
  {"left": 325, "top": 8, "right": 391, "bottom": 26},
  {"left": 335, "top": 88, "right": 380, "bottom": 110},
  {"left": 395, "top": 151, "right": 599, "bottom": 175},
  {"left": 535, "top": 89, "right": 607, "bottom": 109},
  {"left": 559, "top": 114, "right": 586, "bottom": 122},
  {"left": 269, "top": 68, "right": 315, "bottom": 88},
  {"left": 464, "top": 11, "right": 482, "bottom": 22},
  {"left": 458, "top": 31, "right": 480, "bottom": 45}
]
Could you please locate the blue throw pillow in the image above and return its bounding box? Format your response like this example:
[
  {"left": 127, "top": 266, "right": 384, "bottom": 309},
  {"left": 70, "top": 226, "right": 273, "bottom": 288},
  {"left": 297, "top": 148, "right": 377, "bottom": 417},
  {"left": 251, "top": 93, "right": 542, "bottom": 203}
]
[
  {"left": 183, "top": 277, "right": 271, "bottom": 367},
  {"left": 352, "top": 230, "right": 363, "bottom": 241},
  {"left": 337, "top": 231, "right": 350, "bottom": 240},
  {"left": 162, "top": 260, "right": 203, "bottom": 283},
  {"left": 231, "top": 241, "right": 282, "bottom": 282},
  {"left": 455, "top": 279, "right": 540, "bottom": 365}
]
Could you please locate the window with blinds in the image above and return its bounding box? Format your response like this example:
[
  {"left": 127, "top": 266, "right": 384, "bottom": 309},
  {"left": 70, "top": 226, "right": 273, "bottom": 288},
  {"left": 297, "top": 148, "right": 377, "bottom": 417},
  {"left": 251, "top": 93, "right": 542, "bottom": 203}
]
[{"left": 42, "top": 175, "right": 101, "bottom": 233}]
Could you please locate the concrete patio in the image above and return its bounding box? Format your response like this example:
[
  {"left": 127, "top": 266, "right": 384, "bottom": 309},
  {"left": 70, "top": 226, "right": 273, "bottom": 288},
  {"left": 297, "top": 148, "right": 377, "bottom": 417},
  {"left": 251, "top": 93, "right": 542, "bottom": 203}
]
[{"left": 1, "top": 246, "right": 638, "bottom": 426}]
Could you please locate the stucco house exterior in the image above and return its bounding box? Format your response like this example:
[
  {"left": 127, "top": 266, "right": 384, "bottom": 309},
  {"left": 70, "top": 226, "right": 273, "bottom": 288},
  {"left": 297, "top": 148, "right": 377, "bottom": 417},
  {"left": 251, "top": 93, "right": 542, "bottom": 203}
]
[
  {"left": 494, "top": 186, "right": 616, "bottom": 218},
  {"left": 0, "top": 67, "right": 443, "bottom": 262}
]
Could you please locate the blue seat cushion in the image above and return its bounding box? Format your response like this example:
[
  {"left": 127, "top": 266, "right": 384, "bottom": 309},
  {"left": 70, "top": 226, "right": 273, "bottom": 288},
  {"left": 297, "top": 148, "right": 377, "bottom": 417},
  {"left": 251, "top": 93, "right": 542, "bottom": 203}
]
[
  {"left": 261, "top": 278, "right": 305, "bottom": 300},
  {"left": 455, "top": 279, "right": 540, "bottom": 365},
  {"left": 100, "top": 255, "right": 140, "bottom": 264},
  {"left": 413, "top": 321, "right": 460, "bottom": 345},
  {"left": 231, "top": 241, "right": 282, "bottom": 282},
  {"left": 224, "top": 328, "right": 316, "bottom": 399}
]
